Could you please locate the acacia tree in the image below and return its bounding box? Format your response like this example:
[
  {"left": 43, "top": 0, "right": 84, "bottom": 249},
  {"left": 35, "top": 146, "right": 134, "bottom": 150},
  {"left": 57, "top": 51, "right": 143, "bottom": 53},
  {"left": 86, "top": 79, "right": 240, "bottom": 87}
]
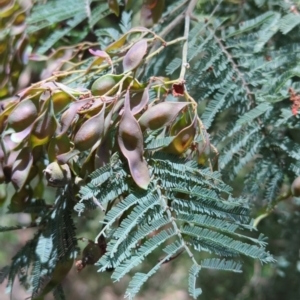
[{"left": 0, "top": 0, "right": 300, "bottom": 299}]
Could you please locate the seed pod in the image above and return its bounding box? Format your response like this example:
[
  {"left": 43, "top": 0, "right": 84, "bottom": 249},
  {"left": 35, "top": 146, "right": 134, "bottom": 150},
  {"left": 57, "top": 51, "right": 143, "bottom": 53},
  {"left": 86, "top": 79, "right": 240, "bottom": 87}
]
[
  {"left": 9, "top": 185, "right": 33, "bottom": 212},
  {"left": 7, "top": 99, "right": 38, "bottom": 132},
  {"left": 30, "top": 97, "right": 57, "bottom": 148},
  {"left": 164, "top": 115, "right": 197, "bottom": 155},
  {"left": 140, "top": 0, "right": 165, "bottom": 27},
  {"left": 118, "top": 91, "right": 150, "bottom": 189},
  {"left": 43, "top": 162, "right": 71, "bottom": 187},
  {"left": 52, "top": 90, "right": 73, "bottom": 114},
  {"left": 292, "top": 176, "right": 300, "bottom": 197},
  {"left": 47, "top": 134, "right": 72, "bottom": 162},
  {"left": 58, "top": 98, "right": 91, "bottom": 137},
  {"left": 0, "top": 163, "right": 5, "bottom": 184},
  {"left": 76, "top": 239, "right": 106, "bottom": 272},
  {"left": 91, "top": 74, "right": 122, "bottom": 96},
  {"left": 123, "top": 39, "right": 148, "bottom": 73},
  {"left": 139, "top": 102, "right": 190, "bottom": 131},
  {"left": 0, "top": 183, "right": 7, "bottom": 205},
  {"left": 11, "top": 147, "right": 33, "bottom": 191},
  {"left": 108, "top": 0, "right": 119, "bottom": 16},
  {"left": 74, "top": 103, "right": 106, "bottom": 151},
  {"left": 0, "top": 99, "right": 19, "bottom": 133},
  {"left": 131, "top": 87, "right": 149, "bottom": 115}
]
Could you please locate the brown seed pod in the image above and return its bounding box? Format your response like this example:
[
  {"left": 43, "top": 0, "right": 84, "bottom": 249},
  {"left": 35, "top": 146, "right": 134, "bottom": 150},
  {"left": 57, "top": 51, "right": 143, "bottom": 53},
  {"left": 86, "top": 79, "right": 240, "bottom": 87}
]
[
  {"left": 139, "top": 101, "right": 190, "bottom": 131},
  {"left": 7, "top": 99, "right": 38, "bottom": 132},
  {"left": 108, "top": 0, "right": 119, "bottom": 16},
  {"left": 130, "top": 86, "right": 149, "bottom": 115},
  {"left": 123, "top": 39, "right": 148, "bottom": 73},
  {"left": 291, "top": 176, "right": 300, "bottom": 197},
  {"left": 58, "top": 98, "right": 91, "bottom": 137},
  {"left": 91, "top": 74, "right": 122, "bottom": 96},
  {"left": 11, "top": 147, "right": 33, "bottom": 191},
  {"left": 30, "top": 97, "right": 57, "bottom": 147},
  {"left": 73, "top": 103, "right": 105, "bottom": 151},
  {"left": 164, "top": 115, "right": 197, "bottom": 155},
  {"left": 9, "top": 185, "right": 33, "bottom": 212},
  {"left": 118, "top": 91, "right": 150, "bottom": 189}
]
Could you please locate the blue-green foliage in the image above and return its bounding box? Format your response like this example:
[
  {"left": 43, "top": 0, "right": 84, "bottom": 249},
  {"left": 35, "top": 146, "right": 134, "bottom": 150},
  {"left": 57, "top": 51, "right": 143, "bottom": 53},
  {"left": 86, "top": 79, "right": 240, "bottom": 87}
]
[
  {"left": 2, "top": 0, "right": 300, "bottom": 299},
  {"left": 76, "top": 153, "right": 274, "bottom": 299},
  {"left": 163, "top": 8, "right": 300, "bottom": 206},
  {"left": 2, "top": 186, "right": 78, "bottom": 299}
]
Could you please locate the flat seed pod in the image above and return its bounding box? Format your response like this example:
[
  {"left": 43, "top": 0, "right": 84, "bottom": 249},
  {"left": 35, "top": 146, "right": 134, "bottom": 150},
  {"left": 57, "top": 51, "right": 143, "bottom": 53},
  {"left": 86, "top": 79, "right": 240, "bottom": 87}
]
[
  {"left": 30, "top": 97, "right": 57, "bottom": 148},
  {"left": 58, "top": 98, "right": 91, "bottom": 137},
  {"left": 118, "top": 91, "right": 150, "bottom": 189},
  {"left": 91, "top": 74, "right": 122, "bottom": 96},
  {"left": 10, "top": 124, "right": 33, "bottom": 143},
  {"left": 47, "top": 134, "right": 71, "bottom": 162},
  {"left": 139, "top": 101, "right": 190, "bottom": 131},
  {"left": 164, "top": 115, "right": 197, "bottom": 155},
  {"left": 123, "top": 39, "right": 148, "bottom": 73},
  {"left": 7, "top": 99, "right": 38, "bottom": 132},
  {"left": 52, "top": 90, "right": 73, "bottom": 114},
  {"left": 9, "top": 186, "right": 33, "bottom": 212},
  {"left": 292, "top": 176, "right": 300, "bottom": 197},
  {"left": 108, "top": 0, "right": 119, "bottom": 16},
  {"left": 11, "top": 147, "right": 33, "bottom": 191},
  {"left": 131, "top": 87, "right": 149, "bottom": 115},
  {"left": 105, "top": 34, "right": 127, "bottom": 53},
  {"left": 140, "top": 0, "right": 165, "bottom": 27},
  {"left": 0, "top": 163, "right": 5, "bottom": 184},
  {"left": 74, "top": 103, "right": 106, "bottom": 151}
]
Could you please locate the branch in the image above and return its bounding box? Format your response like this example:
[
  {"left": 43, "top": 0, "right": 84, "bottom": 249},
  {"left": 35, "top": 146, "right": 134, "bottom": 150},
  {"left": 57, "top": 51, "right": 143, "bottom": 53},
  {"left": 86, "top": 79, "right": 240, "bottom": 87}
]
[{"left": 179, "top": 0, "right": 198, "bottom": 81}]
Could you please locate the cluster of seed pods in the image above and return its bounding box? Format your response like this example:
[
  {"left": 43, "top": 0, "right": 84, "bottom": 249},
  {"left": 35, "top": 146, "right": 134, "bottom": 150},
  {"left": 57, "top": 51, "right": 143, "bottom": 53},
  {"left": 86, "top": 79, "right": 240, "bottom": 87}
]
[{"left": 0, "top": 37, "right": 201, "bottom": 209}]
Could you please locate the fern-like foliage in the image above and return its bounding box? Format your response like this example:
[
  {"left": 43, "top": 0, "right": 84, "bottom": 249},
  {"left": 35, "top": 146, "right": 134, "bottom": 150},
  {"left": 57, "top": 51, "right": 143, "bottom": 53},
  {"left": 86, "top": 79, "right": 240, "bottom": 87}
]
[
  {"left": 3, "top": 0, "right": 300, "bottom": 299},
  {"left": 77, "top": 153, "right": 274, "bottom": 299},
  {"left": 162, "top": 6, "right": 300, "bottom": 207},
  {"left": 4, "top": 186, "right": 78, "bottom": 299}
]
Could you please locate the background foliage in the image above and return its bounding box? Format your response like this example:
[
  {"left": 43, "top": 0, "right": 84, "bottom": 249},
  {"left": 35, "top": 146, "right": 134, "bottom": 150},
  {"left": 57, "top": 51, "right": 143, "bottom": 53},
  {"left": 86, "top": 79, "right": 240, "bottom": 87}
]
[{"left": 1, "top": 0, "right": 300, "bottom": 299}]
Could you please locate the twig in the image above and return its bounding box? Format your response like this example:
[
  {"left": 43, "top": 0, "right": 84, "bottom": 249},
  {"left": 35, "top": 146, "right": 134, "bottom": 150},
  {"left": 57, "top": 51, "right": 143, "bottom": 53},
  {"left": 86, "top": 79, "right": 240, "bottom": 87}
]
[{"left": 179, "top": 0, "right": 198, "bottom": 81}]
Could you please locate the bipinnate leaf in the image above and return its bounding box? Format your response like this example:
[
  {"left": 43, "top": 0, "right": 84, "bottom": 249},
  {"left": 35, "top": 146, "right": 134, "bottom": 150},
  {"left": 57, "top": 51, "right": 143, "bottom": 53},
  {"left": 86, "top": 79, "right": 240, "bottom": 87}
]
[
  {"left": 164, "top": 115, "right": 197, "bottom": 154},
  {"left": 11, "top": 147, "right": 33, "bottom": 191},
  {"left": 139, "top": 102, "right": 190, "bottom": 131},
  {"left": 123, "top": 39, "right": 148, "bottom": 73},
  {"left": 74, "top": 103, "right": 106, "bottom": 151},
  {"left": 118, "top": 91, "right": 150, "bottom": 189}
]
